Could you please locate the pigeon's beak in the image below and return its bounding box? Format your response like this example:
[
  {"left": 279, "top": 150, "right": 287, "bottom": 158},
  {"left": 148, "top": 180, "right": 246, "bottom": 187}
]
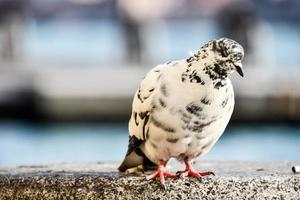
[{"left": 234, "top": 62, "right": 244, "bottom": 77}]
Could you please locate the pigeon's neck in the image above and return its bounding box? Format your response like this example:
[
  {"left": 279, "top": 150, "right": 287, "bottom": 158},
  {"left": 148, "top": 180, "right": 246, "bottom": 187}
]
[{"left": 181, "top": 54, "right": 229, "bottom": 89}]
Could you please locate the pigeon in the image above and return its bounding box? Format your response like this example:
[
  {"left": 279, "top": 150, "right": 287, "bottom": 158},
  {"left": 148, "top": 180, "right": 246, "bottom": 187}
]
[{"left": 119, "top": 37, "right": 244, "bottom": 189}]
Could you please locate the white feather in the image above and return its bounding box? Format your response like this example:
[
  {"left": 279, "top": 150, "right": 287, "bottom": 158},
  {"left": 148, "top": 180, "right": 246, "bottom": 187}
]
[{"left": 126, "top": 38, "right": 243, "bottom": 166}]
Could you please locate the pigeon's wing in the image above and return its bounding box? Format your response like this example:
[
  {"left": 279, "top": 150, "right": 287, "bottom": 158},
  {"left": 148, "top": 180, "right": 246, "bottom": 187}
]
[
  {"left": 129, "top": 62, "right": 172, "bottom": 140},
  {"left": 118, "top": 64, "right": 167, "bottom": 172},
  {"left": 128, "top": 65, "right": 166, "bottom": 141}
]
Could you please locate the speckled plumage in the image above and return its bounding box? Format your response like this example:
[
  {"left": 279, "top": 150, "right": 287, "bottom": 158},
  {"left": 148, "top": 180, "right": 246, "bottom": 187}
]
[{"left": 119, "top": 38, "right": 244, "bottom": 172}]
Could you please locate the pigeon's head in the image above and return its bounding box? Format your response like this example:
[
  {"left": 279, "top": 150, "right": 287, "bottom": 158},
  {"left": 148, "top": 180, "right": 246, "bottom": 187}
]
[{"left": 199, "top": 37, "right": 244, "bottom": 78}]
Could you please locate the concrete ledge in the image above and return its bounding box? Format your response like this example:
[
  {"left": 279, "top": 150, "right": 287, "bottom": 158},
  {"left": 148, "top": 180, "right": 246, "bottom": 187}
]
[{"left": 0, "top": 161, "right": 299, "bottom": 199}]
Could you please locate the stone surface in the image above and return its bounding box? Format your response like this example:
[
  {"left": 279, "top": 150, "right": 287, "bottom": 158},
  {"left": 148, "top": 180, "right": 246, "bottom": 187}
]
[{"left": 0, "top": 160, "right": 300, "bottom": 199}]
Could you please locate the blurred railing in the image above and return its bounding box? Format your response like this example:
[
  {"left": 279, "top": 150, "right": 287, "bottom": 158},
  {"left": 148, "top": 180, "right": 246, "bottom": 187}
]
[{"left": 0, "top": 63, "right": 299, "bottom": 121}]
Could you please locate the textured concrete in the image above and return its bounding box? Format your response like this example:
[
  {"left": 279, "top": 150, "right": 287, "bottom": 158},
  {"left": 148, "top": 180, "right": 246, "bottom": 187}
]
[{"left": 0, "top": 160, "right": 300, "bottom": 199}]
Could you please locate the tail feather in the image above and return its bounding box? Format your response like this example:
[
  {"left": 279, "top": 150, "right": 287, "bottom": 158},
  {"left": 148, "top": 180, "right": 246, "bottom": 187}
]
[
  {"left": 119, "top": 135, "right": 158, "bottom": 172},
  {"left": 118, "top": 151, "right": 144, "bottom": 172},
  {"left": 118, "top": 148, "right": 157, "bottom": 172}
]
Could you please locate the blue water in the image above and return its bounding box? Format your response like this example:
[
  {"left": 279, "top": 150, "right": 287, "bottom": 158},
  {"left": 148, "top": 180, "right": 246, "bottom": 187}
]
[
  {"left": 23, "top": 20, "right": 126, "bottom": 64},
  {"left": 0, "top": 122, "right": 299, "bottom": 166}
]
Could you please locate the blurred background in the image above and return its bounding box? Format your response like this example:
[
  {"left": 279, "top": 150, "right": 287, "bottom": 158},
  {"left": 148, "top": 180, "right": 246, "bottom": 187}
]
[{"left": 0, "top": 0, "right": 299, "bottom": 165}]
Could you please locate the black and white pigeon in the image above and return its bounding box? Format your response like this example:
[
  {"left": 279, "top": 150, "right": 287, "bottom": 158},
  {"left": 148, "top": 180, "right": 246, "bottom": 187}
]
[{"left": 119, "top": 37, "right": 244, "bottom": 189}]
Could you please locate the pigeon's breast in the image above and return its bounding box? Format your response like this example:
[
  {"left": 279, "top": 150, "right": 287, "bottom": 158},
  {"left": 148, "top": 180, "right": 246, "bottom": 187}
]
[
  {"left": 173, "top": 84, "right": 234, "bottom": 160},
  {"left": 143, "top": 76, "right": 234, "bottom": 163}
]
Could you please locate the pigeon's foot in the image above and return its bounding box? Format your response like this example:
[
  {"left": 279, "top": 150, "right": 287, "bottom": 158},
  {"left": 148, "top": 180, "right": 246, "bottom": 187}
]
[
  {"left": 125, "top": 164, "right": 145, "bottom": 175},
  {"left": 146, "top": 160, "right": 175, "bottom": 190},
  {"left": 176, "top": 159, "right": 215, "bottom": 178}
]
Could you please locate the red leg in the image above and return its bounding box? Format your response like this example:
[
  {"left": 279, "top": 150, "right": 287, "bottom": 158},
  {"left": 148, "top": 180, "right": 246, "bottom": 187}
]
[
  {"left": 146, "top": 160, "right": 175, "bottom": 190},
  {"left": 176, "top": 159, "right": 215, "bottom": 178}
]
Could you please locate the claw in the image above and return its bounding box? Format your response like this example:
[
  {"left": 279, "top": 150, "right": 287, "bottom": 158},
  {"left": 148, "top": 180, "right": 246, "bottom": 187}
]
[
  {"left": 162, "top": 183, "right": 168, "bottom": 190},
  {"left": 146, "top": 160, "right": 175, "bottom": 189},
  {"left": 209, "top": 171, "right": 215, "bottom": 176},
  {"left": 177, "top": 159, "right": 215, "bottom": 178}
]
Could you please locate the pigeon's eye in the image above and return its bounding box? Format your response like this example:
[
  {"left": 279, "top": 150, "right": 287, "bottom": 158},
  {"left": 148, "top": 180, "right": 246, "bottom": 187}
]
[{"left": 231, "top": 52, "right": 243, "bottom": 61}]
